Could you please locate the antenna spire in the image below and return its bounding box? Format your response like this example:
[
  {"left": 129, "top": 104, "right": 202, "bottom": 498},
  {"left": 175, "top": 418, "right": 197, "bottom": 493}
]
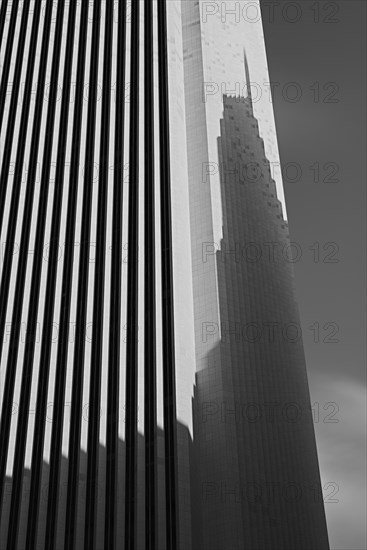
[{"left": 244, "top": 49, "right": 253, "bottom": 111}]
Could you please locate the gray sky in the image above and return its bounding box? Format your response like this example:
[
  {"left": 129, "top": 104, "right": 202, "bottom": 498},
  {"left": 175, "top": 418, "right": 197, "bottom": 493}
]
[{"left": 261, "top": 1, "right": 366, "bottom": 548}]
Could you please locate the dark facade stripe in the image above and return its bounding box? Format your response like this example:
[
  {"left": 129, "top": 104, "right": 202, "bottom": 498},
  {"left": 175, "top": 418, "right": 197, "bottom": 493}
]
[
  {"left": 105, "top": 1, "right": 126, "bottom": 547},
  {"left": 0, "top": 0, "right": 9, "bottom": 46},
  {"left": 144, "top": 0, "right": 157, "bottom": 549},
  {"left": 0, "top": 0, "right": 29, "bottom": 254},
  {"left": 124, "top": 0, "right": 140, "bottom": 547},
  {"left": 84, "top": 1, "right": 113, "bottom": 548},
  {"left": 24, "top": 1, "right": 78, "bottom": 547},
  {"left": 3, "top": 0, "right": 65, "bottom": 546},
  {"left": 0, "top": 0, "right": 21, "bottom": 135},
  {"left": 0, "top": 0, "right": 33, "bottom": 357},
  {"left": 44, "top": 0, "right": 90, "bottom": 547},
  {"left": 0, "top": 0, "right": 42, "bottom": 513},
  {"left": 64, "top": 0, "right": 102, "bottom": 547},
  {"left": 157, "top": 1, "right": 179, "bottom": 548}
]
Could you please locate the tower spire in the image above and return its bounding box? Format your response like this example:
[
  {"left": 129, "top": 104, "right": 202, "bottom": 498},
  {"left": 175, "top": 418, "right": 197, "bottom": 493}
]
[{"left": 244, "top": 49, "right": 253, "bottom": 112}]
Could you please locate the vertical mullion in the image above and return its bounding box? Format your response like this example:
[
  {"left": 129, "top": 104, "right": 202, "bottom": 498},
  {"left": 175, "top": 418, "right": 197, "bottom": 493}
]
[
  {"left": 0, "top": 0, "right": 42, "bottom": 515},
  {"left": 0, "top": 0, "right": 31, "bottom": 348},
  {"left": 84, "top": 0, "right": 113, "bottom": 547},
  {"left": 157, "top": 1, "right": 178, "bottom": 548},
  {"left": 25, "top": 0, "right": 78, "bottom": 546},
  {"left": 0, "top": 0, "right": 21, "bottom": 135},
  {"left": 44, "top": 0, "right": 90, "bottom": 546},
  {"left": 105, "top": 0, "right": 127, "bottom": 547},
  {"left": 4, "top": 0, "right": 65, "bottom": 546},
  {"left": 0, "top": 0, "right": 9, "bottom": 46},
  {"left": 124, "top": 0, "right": 140, "bottom": 547},
  {"left": 144, "top": 0, "right": 157, "bottom": 549},
  {"left": 64, "top": 0, "right": 102, "bottom": 547}
]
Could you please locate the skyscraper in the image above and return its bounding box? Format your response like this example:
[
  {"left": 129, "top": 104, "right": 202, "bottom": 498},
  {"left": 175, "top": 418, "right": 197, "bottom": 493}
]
[{"left": 0, "top": 1, "right": 329, "bottom": 549}]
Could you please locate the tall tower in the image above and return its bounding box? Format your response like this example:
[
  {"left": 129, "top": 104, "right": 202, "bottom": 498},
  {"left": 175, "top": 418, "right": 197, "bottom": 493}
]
[
  {"left": 190, "top": 91, "right": 329, "bottom": 549},
  {"left": 0, "top": 1, "right": 328, "bottom": 549},
  {"left": 182, "top": 1, "right": 329, "bottom": 549}
]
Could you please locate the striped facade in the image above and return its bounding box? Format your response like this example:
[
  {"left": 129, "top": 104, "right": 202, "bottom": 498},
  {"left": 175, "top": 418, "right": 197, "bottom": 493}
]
[{"left": 0, "top": 1, "right": 328, "bottom": 549}]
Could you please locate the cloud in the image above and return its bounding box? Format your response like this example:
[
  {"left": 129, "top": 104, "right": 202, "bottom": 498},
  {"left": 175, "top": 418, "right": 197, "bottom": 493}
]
[{"left": 309, "top": 373, "right": 366, "bottom": 550}]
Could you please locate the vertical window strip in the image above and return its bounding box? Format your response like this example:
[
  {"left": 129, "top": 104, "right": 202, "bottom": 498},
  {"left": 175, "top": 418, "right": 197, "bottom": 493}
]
[
  {"left": 124, "top": 0, "right": 140, "bottom": 547},
  {"left": 105, "top": 0, "right": 126, "bottom": 548},
  {"left": 43, "top": 0, "right": 90, "bottom": 546},
  {"left": 4, "top": 0, "right": 66, "bottom": 546},
  {"left": 157, "top": 1, "right": 178, "bottom": 548},
  {"left": 0, "top": 0, "right": 9, "bottom": 45},
  {"left": 84, "top": 0, "right": 113, "bottom": 546},
  {"left": 63, "top": 0, "right": 102, "bottom": 547},
  {"left": 144, "top": 0, "right": 157, "bottom": 549},
  {"left": 24, "top": 0, "right": 78, "bottom": 546},
  {"left": 0, "top": 0, "right": 33, "bottom": 368},
  {"left": 0, "top": 0, "right": 42, "bottom": 518},
  {"left": 0, "top": 0, "right": 21, "bottom": 135}
]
